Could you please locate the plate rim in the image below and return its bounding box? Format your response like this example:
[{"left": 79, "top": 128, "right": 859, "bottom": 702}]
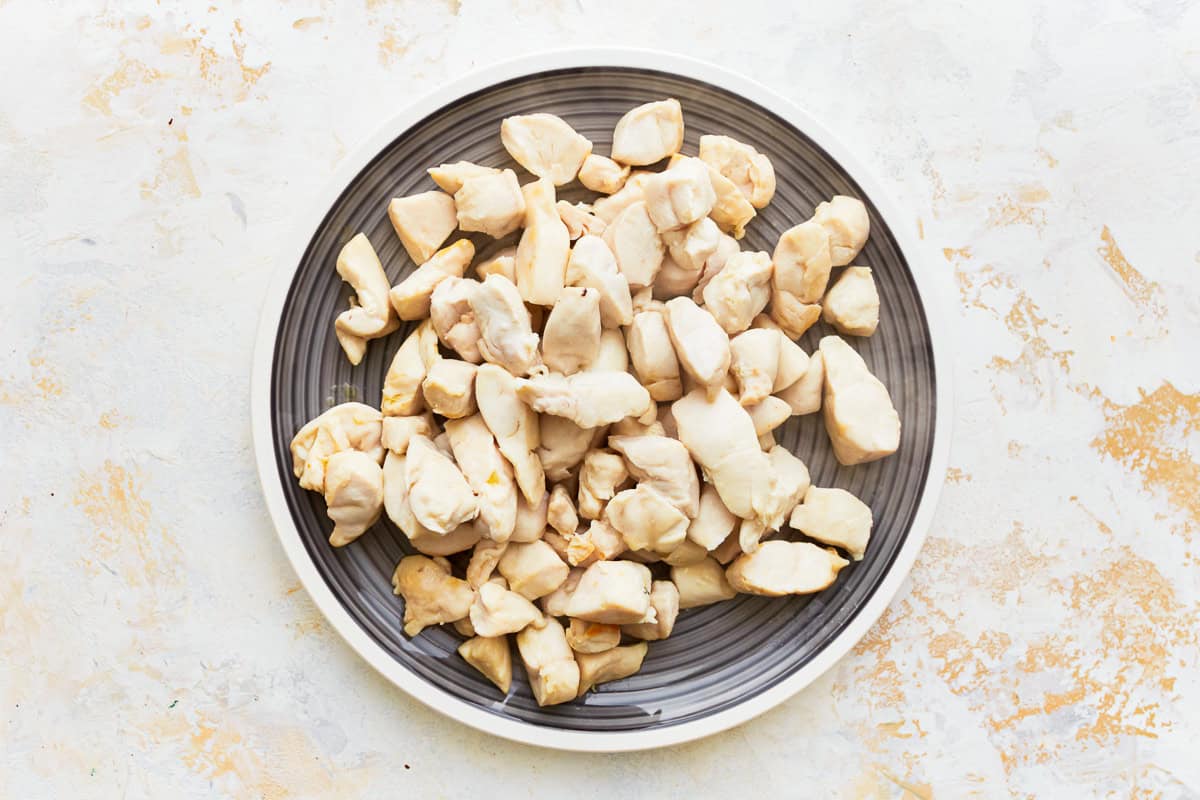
[{"left": 250, "top": 47, "right": 953, "bottom": 753}]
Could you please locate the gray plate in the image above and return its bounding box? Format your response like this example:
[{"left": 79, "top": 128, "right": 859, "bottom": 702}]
[{"left": 267, "top": 67, "right": 935, "bottom": 733}]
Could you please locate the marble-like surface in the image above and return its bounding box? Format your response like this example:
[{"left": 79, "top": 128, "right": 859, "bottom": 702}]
[{"left": 2, "top": 2, "right": 1198, "bottom": 797}]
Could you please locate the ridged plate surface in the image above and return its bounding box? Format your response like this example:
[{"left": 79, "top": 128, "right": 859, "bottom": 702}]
[{"left": 268, "top": 67, "right": 935, "bottom": 733}]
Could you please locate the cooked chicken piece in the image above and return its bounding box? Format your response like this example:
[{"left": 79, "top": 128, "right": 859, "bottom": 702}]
[
  {"left": 333, "top": 233, "right": 400, "bottom": 365},
  {"left": 566, "top": 560, "right": 653, "bottom": 624},
  {"left": 729, "top": 328, "right": 781, "bottom": 407},
  {"left": 290, "top": 402, "right": 384, "bottom": 492},
  {"left": 564, "top": 235, "right": 634, "bottom": 330},
  {"left": 705, "top": 163, "right": 757, "bottom": 238},
  {"left": 389, "top": 239, "right": 475, "bottom": 321},
  {"left": 429, "top": 277, "right": 482, "bottom": 362},
  {"left": 822, "top": 266, "right": 880, "bottom": 336},
  {"left": 576, "top": 642, "right": 648, "bottom": 696},
  {"left": 745, "top": 396, "right": 793, "bottom": 437},
  {"left": 588, "top": 329, "right": 630, "bottom": 373},
  {"left": 820, "top": 336, "right": 900, "bottom": 464},
  {"left": 727, "top": 541, "right": 848, "bottom": 596},
  {"left": 671, "top": 557, "right": 736, "bottom": 608},
  {"left": 557, "top": 201, "right": 607, "bottom": 240},
  {"left": 602, "top": 201, "right": 665, "bottom": 289},
  {"left": 790, "top": 485, "right": 873, "bottom": 560},
  {"left": 777, "top": 350, "right": 823, "bottom": 415},
  {"left": 538, "top": 415, "right": 600, "bottom": 482},
  {"left": 702, "top": 250, "right": 773, "bottom": 336},
  {"left": 592, "top": 171, "right": 655, "bottom": 222},
  {"left": 626, "top": 309, "right": 683, "bottom": 402},
  {"left": 516, "top": 617, "right": 580, "bottom": 706},
  {"left": 409, "top": 521, "right": 483, "bottom": 557},
  {"left": 387, "top": 191, "right": 459, "bottom": 267},
  {"left": 691, "top": 233, "right": 741, "bottom": 303},
  {"left": 773, "top": 335, "right": 811, "bottom": 391},
  {"left": 652, "top": 254, "right": 702, "bottom": 301},
  {"left": 322, "top": 450, "right": 383, "bottom": 546},
  {"left": 768, "top": 288, "right": 822, "bottom": 339},
  {"left": 516, "top": 371, "right": 653, "bottom": 429},
  {"left": 773, "top": 220, "right": 833, "bottom": 304},
  {"left": 454, "top": 169, "right": 525, "bottom": 238},
  {"left": 643, "top": 158, "right": 717, "bottom": 234},
  {"left": 465, "top": 539, "right": 508, "bottom": 589},
  {"left": 565, "top": 518, "right": 627, "bottom": 567},
  {"left": 547, "top": 483, "right": 579, "bottom": 537},
  {"left": 474, "top": 246, "right": 517, "bottom": 283},
  {"left": 382, "top": 451, "right": 427, "bottom": 539},
  {"left": 758, "top": 431, "right": 776, "bottom": 451},
  {"left": 539, "top": 567, "right": 583, "bottom": 616},
  {"left": 540, "top": 287, "right": 601, "bottom": 374},
  {"left": 686, "top": 484, "right": 738, "bottom": 550},
  {"left": 428, "top": 160, "right": 500, "bottom": 193},
  {"left": 663, "top": 539, "right": 707, "bottom": 567},
  {"left": 578, "top": 153, "right": 630, "bottom": 194},
  {"left": 608, "top": 434, "right": 699, "bottom": 517},
  {"left": 663, "top": 297, "right": 731, "bottom": 395},
  {"left": 611, "top": 99, "right": 684, "bottom": 165},
  {"left": 405, "top": 435, "right": 479, "bottom": 534},
  {"left": 662, "top": 217, "right": 720, "bottom": 273},
  {"left": 672, "top": 387, "right": 774, "bottom": 521},
  {"left": 469, "top": 581, "right": 542, "bottom": 637},
  {"left": 621, "top": 580, "right": 679, "bottom": 641},
  {"left": 498, "top": 539, "right": 569, "bottom": 600},
  {"left": 453, "top": 610, "right": 478, "bottom": 637},
  {"left": 458, "top": 635, "right": 512, "bottom": 693},
  {"left": 630, "top": 285, "right": 657, "bottom": 313},
  {"left": 566, "top": 618, "right": 620, "bottom": 654},
  {"left": 421, "top": 359, "right": 477, "bottom": 419},
  {"left": 813, "top": 195, "right": 870, "bottom": 266},
  {"left": 379, "top": 328, "right": 428, "bottom": 417},
  {"left": 577, "top": 450, "right": 628, "bottom": 520},
  {"left": 444, "top": 414, "right": 517, "bottom": 542},
  {"left": 380, "top": 413, "right": 436, "bottom": 455},
  {"left": 515, "top": 178, "right": 570, "bottom": 306},
  {"left": 469, "top": 274, "right": 541, "bottom": 376},
  {"left": 500, "top": 113, "right": 592, "bottom": 185},
  {"left": 604, "top": 485, "right": 689, "bottom": 554},
  {"left": 737, "top": 445, "right": 810, "bottom": 553},
  {"left": 608, "top": 416, "right": 666, "bottom": 439},
  {"left": 473, "top": 363, "right": 544, "bottom": 505},
  {"left": 711, "top": 530, "right": 742, "bottom": 564},
  {"left": 392, "top": 555, "right": 475, "bottom": 636},
  {"left": 656, "top": 403, "right": 677, "bottom": 439},
  {"left": 511, "top": 490, "right": 549, "bottom": 543},
  {"left": 697, "top": 134, "right": 776, "bottom": 210}
]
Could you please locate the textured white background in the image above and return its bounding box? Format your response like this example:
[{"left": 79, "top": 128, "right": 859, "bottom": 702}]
[{"left": 2, "top": 1, "right": 1199, "bottom": 798}]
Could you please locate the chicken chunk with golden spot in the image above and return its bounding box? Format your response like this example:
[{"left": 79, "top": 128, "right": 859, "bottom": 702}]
[
  {"left": 671, "top": 557, "right": 736, "bottom": 609},
  {"left": 663, "top": 297, "right": 731, "bottom": 397},
  {"left": 566, "top": 618, "right": 620, "bottom": 654},
  {"left": 387, "top": 191, "right": 458, "bottom": 266},
  {"left": 501, "top": 113, "right": 592, "bottom": 185},
  {"left": 428, "top": 160, "right": 500, "bottom": 194},
  {"left": 626, "top": 308, "right": 683, "bottom": 402},
  {"left": 578, "top": 153, "right": 630, "bottom": 194},
  {"left": 556, "top": 201, "right": 607, "bottom": 240},
  {"left": 515, "top": 178, "right": 570, "bottom": 306},
  {"left": 405, "top": 435, "right": 479, "bottom": 534},
  {"left": 702, "top": 250, "right": 773, "bottom": 336},
  {"left": 813, "top": 195, "right": 870, "bottom": 266},
  {"left": 392, "top": 555, "right": 475, "bottom": 637},
  {"left": 470, "top": 581, "right": 542, "bottom": 637},
  {"left": 516, "top": 371, "right": 653, "bottom": 429},
  {"left": 457, "top": 635, "right": 512, "bottom": 693},
  {"left": 602, "top": 201, "right": 665, "bottom": 289},
  {"left": 323, "top": 450, "right": 384, "bottom": 547},
  {"left": 621, "top": 580, "right": 679, "bottom": 641},
  {"left": 290, "top": 402, "right": 384, "bottom": 492},
  {"left": 429, "top": 277, "right": 483, "bottom": 363},
  {"left": 469, "top": 273, "right": 541, "bottom": 376},
  {"left": 726, "top": 541, "right": 848, "bottom": 596},
  {"left": 575, "top": 642, "right": 648, "bottom": 696},
  {"left": 333, "top": 233, "right": 400, "bottom": 365},
  {"left": 604, "top": 485, "right": 689, "bottom": 554},
  {"left": 380, "top": 325, "right": 433, "bottom": 418},
  {"left": 389, "top": 239, "right": 475, "bottom": 321},
  {"left": 547, "top": 483, "right": 579, "bottom": 537},
  {"left": 773, "top": 220, "right": 833, "bottom": 304},
  {"left": 577, "top": 450, "right": 628, "bottom": 520},
  {"left": 790, "top": 485, "right": 873, "bottom": 561},
  {"left": 516, "top": 617, "right": 580, "bottom": 706},
  {"left": 820, "top": 336, "right": 900, "bottom": 465},
  {"left": 611, "top": 98, "right": 684, "bottom": 166},
  {"left": 698, "top": 134, "right": 776, "bottom": 209},
  {"left": 454, "top": 169, "right": 525, "bottom": 238},
  {"left": 445, "top": 414, "right": 517, "bottom": 543},
  {"left": 566, "top": 560, "right": 653, "bottom": 624},
  {"left": 541, "top": 287, "right": 601, "bottom": 375},
  {"left": 421, "top": 359, "right": 477, "bottom": 419},
  {"left": 565, "top": 518, "right": 627, "bottom": 567},
  {"left": 608, "top": 434, "right": 699, "bottom": 518},
  {"left": 498, "top": 540, "right": 569, "bottom": 600},
  {"left": 822, "top": 266, "right": 880, "bottom": 336},
  {"left": 475, "top": 363, "right": 545, "bottom": 505}
]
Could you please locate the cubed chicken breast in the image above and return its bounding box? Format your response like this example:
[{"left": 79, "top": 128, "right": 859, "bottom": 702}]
[
  {"left": 602, "top": 201, "right": 665, "bottom": 289},
  {"left": 566, "top": 560, "right": 654, "bottom": 624},
  {"left": 323, "top": 450, "right": 384, "bottom": 546},
  {"left": 813, "top": 195, "right": 870, "bottom": 266},
  {"left": 408, "top": 521, "right": 483, "bottom": 557},
  {"left": 772, "top": 220, "right": 833, "bottom": 304},
  {"left": 540, "top": 567, "right": 585, "bottom": 617},
  {"left": 392, "top": 555, "right": 475, "bottom": 636},
  {"left": 819, "top": 336, "right": 900, "bottom": 465},
  {"left": 691, "top": 233, "right": 741, "bottom": 303},
  {"left": 516, "top": 371, "right": 653, "bottom": 429},
  {"left": 516, "top": 617, "right": 580, "bottom": 706},
  {"left": 457, "top": 635, "right": 512, "bottom": 693},
  {"left": 729, "top": 328, "right": 781, "bottom": 407},
  {"left": 566, "top": 618, "right": 621, "bottom": 654},
  {"left": 511, "top": 490, "right": 550, "bottom": 543},
  {"left": 445, "top": 414, "right": 517, "bottom": 543},
  {"left": 701, "top": 250, "right": 773, "bottom": 336},
  {"left": 428, "top": 160, "right": 500, "bottom": 194},
  {"left": 578, "top": 153, "right": 631, "bottom": 194},
  {"left": 474, "top": 246, "right": 518, "bottom": 283},
  {"left": 566, "top": 234, "right": 634, "bottom": 329},
  {"left": 726, "top": 540, "right": 849, "bottom": 596},
  {"left": 474, "top": 363, "right": 545, "bottom": 506},
  {"left": 541, "top": 286, "right": 601, "bottom": 374},
  {"left": 333, "top": 233, "right": 400, "bottom": 365},
  {"left": 575, "top": 642, "right": 648, "bottom": 696},
  {"left": 626, "top": 308, "right": 683, "bottom": 402},
  {"left": 556, "top": 200, "right": 607, "bottom": 240},
  {"left": 704, "top": 162, "right": 757, "bottom": 239},
  {"left": 515, "top": 178, "right": 571, "bottom": 305},
  {"left": 547, "top": 483, "right": 579, "bottom": 537},
  {"left": 789, "top": 485, "right": 873, "bottom": 561},
  {"left": 610, "top": 99, "right": 684, "bottom": 166},
  {"left": 421, "top": 359, "right": 477, "bottom": 419},
  {"left": 498, "top": 540, "right": 569, "bottom": 600},
  {"left": 604, "top": 484, "right": 689, "bottom": 554},
  {"left": 429, "top": 276, "right": 483, "bottom": 362},
  {"left": 662, "top": 217, "right": 721, "bottom": 272},
  {"left": 697, "top": 134, "right": 776, "bottom": 209},
  {"left": 663, "top": 297, "right": 731, "bottom": 397},
  {"left": 565, "top": 518, "right": 627, "bottom": 567},
  {"left": 671, "top": 557, "right": 736, "bottom": 608},
  {"left": 768, "top": 288, "right": 822, "bottom": 340},
  {"left": 405, "top": 434, "right": 479, "bottom": 534},
  {"left": 381, "top": 413, "right": 436, "bottom": 455},
  {"left": 470, "top": 581, "right": 542, "bottom": 637},
  {"left": 469, "top": 273, "right": 542, "bottom": 376},
  {"left": 466, "top": 539, "right": 508, "bottom": 588},
  {"left": 380, "top": 326, "right": 429, "bottom": 417},
  {"left": 454, "top": 169, "right": 526, "bottom": 238},
  {"left": 686, "top": 484, "right": 739, "bottom": 550},
  {"left": 387, "top": 191, "right": 459, "bottom": 265},
  {"left": 822, "top": 266, "right": 880, "bottom": 336},
  {"left": 290, "top": 402, "right": 384, "bottom": 492},
  {"left": 577, "top": 449, "right": 629, "bottom": 520},
  {"left": 776, "top": 350, "right": 824, "bottom": 415},
  {"left": 592, "top": 170, "right": 655, "bottom": 222},
  {"left": 622, "top": 580, "right": 680, "bottom": 641},
  {"left": 608, "top": 434, "right": 699, "bottom": 518},
  {"left": 737, "top": 445, "right": 810, "bottom": 553},
  {"left": 643, "top": 157, "right": 717, "bottom": 232},
  {"left": 538, "top": 414, "right": 600, "bottom": 483},
  {"left": 500, "top": 113, "right": 593, "bottom": 185},
  {"left": 745, "top": 395, "right": 793, "bottom": 437},
  {"left": 389, "top": 239, "right": 475, "bottom": 321}
]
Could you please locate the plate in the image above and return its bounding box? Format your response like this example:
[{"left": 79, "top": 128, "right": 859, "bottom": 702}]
[{"left": 251, "top": 48, "right": 951, "bottom": 752}]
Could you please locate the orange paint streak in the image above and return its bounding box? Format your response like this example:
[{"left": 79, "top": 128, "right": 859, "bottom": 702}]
[{"left": 1098, "top": 225, "right": 1167, "bottom": 321}]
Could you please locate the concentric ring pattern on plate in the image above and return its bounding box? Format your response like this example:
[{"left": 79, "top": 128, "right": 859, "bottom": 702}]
[{"left": 269, "top": 67, "right": 935, "bottom": 732}]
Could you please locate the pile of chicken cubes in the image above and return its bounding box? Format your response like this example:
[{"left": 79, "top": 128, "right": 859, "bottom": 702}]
[{"left": 288, "top": 99, "right": 901, "bottom": 706}]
